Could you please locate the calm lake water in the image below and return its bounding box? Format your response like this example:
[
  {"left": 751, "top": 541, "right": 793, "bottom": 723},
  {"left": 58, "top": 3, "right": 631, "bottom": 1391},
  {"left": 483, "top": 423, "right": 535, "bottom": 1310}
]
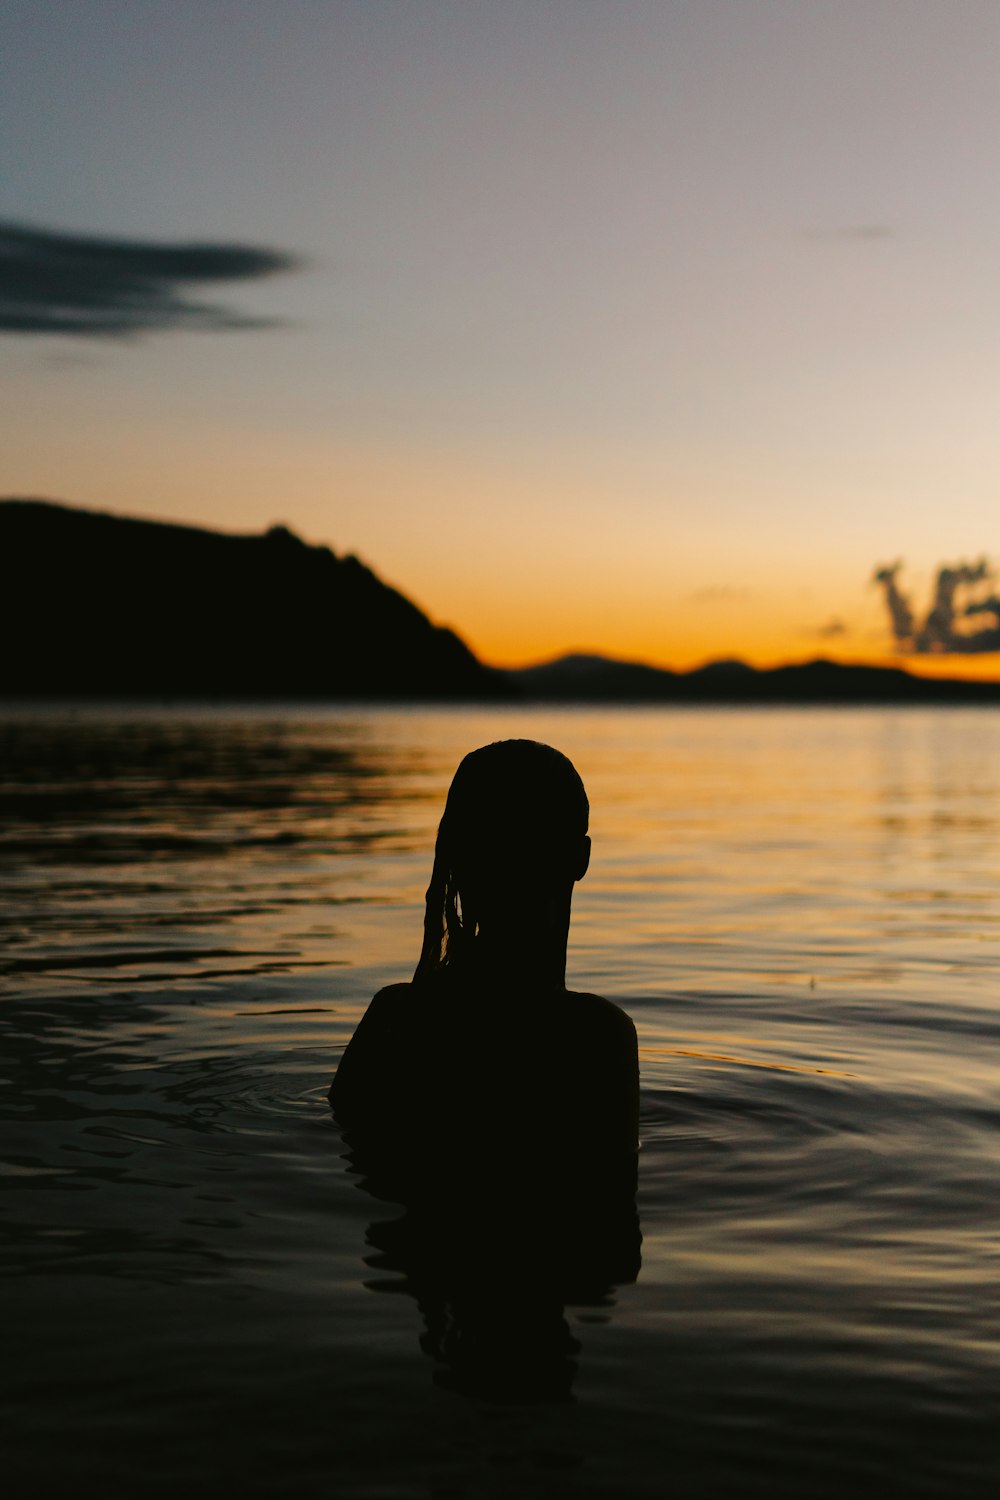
[{"left": 3, "top": 703, "right": 999, "bottom": 1497}]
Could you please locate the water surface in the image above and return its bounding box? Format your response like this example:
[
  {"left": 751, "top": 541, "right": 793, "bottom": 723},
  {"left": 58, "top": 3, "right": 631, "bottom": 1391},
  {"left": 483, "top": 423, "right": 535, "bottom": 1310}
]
[{"left": 3, "top": 704, "right": 999, "bottom": 1496}]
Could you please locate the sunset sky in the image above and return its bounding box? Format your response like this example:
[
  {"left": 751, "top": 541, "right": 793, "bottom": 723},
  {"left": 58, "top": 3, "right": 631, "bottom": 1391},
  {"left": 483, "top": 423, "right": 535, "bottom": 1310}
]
[{"left": 3, "top": 1, "right": 1000, "bottom": 672}]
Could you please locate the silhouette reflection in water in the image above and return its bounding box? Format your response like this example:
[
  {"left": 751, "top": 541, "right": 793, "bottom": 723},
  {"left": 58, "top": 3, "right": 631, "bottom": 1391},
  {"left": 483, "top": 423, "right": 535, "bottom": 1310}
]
[{"left": 331, "top": 740, "right": 640, "bottom": 1401}]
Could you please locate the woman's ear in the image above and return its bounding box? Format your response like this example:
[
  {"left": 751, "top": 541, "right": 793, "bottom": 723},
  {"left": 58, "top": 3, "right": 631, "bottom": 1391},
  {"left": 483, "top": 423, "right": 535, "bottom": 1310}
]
[{"left": 574, "top": 835, "right": 591, "bottom": 882}]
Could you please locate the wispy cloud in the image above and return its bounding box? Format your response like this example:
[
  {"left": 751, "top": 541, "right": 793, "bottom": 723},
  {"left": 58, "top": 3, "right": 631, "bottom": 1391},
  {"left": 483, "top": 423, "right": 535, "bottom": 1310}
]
[
  {"left": 802, "top": 224, "right": 895, "bottom": 242},
  {"left": 873, "top": 558, "right": 1000, "bottom": 654},
  {"left": 0, "top": 221, "right": 301, "bottom": 338},
  {"left": 812, "top": 617, "right": 848, "bottom": 639},
  {"left": 687, "top": 585, "right": 752, "bottom": 605}
]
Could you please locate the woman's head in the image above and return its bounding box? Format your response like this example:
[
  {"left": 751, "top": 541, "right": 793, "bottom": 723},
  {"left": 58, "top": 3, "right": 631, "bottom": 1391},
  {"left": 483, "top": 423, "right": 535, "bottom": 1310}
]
[{"left": 415, "top": 740, "right": 590, "bottom": 981}]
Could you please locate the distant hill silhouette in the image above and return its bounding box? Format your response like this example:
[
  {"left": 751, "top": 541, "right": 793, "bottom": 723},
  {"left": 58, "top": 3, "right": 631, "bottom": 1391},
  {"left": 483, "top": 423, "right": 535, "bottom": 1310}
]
[
  {"left": 0, "top": 499, "right": 505, "bottom": 699},
  {"left": 506, "top": 651, "right": 1000, "bottom": 704},
  {"left": 5, "top": 499, "right": 999, "bottom": 704}
]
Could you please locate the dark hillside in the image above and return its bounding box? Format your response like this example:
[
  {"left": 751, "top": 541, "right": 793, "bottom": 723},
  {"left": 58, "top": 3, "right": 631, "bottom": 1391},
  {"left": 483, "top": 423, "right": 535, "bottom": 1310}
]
[{"left": 0, "top": 499, "right": 505, "bottom": 699}]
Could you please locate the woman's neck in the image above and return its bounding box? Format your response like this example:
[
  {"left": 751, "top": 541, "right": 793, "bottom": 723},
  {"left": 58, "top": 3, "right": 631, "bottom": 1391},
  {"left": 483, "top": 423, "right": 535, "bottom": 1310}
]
[{"left": 469, "top": 904, "right": 571, "bottom": 990}]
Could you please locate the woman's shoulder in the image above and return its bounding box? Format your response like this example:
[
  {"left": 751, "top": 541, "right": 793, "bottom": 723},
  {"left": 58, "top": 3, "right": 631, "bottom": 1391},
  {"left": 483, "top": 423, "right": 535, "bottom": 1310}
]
[
  {"left": 365, "top": 981, "right": 414, "bottom": 1012},
  {"left": 563, "top": 988, "right": 637, "bottom": 1037},
  {"left": 329, "top": 984, "right": 414, "bottom": 1109}
]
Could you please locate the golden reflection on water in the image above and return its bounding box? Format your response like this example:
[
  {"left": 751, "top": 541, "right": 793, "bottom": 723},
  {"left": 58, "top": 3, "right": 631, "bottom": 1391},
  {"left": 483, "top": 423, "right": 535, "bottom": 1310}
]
[
  {"left": 639, "top": 1043, "right": 857, "bottom": 1078},
  {"left": 4, "top": 707, "right": 1000, "bottom": 1495}
]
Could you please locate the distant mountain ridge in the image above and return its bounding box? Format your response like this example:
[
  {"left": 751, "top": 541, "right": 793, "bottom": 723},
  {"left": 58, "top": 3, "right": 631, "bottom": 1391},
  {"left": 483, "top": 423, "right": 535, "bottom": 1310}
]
[
  {"left": 505, "top": 651, "right": 1000, "bottom": 704},
  {"left": 0, "top": 498, "right": 505, "bottom": 698},
  {"left": 3, "top": 499, "right": 999, "bottom": 703}
]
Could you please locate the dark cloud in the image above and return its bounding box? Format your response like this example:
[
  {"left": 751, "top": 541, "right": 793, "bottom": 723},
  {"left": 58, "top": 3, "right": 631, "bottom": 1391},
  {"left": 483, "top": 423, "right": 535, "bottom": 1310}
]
[
  {"left": 0, "top": 221, "right": 301, "bottom": 338},
  {"left": 873, "top": 562, "right": 916, "bottom": 643},
  {"left": 873, "top": 558, "right": 1000, "bottom": 654}
]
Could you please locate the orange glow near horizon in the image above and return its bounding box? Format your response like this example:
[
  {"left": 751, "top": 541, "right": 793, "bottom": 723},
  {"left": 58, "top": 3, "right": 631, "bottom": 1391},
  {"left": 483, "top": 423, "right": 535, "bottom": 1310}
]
[
  {"left": 874, "top": 652, "right": 1000, "bottom": 684},
  {"left": 472, "top": 630, "right": 1000, "bottom": 681},
  {"left": 6, "top": 419, "right": 1000, "bottom": 684}
]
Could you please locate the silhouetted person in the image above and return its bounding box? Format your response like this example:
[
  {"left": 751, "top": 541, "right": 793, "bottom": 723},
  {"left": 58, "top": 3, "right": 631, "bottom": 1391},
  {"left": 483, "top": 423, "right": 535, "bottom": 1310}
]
[
  {"left": 331, "top": 739, "right": 638, "bottom": 1174},
  {"left": 330, "top": 740, "right": 640, "bottom": 1401}
]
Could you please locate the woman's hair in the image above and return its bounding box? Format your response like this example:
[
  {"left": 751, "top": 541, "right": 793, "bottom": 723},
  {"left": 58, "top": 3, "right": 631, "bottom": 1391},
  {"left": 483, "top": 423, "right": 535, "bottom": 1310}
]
[{"left": 414, "top": 739, "right": 589, "bottom": 981}]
